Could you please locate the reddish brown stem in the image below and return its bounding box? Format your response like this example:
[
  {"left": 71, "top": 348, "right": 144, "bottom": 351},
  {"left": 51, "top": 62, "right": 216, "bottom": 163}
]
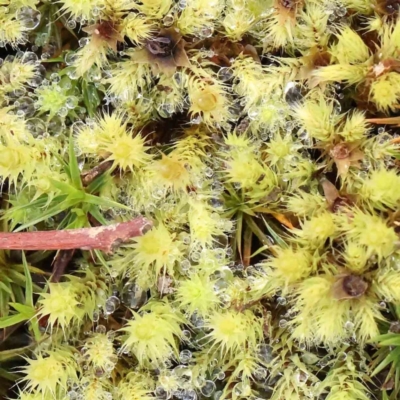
[
  {"left": 0, "top": 217, "right": 152, "bottom": 253},
  {"left": 81, "top": 160, "right": 113, "bottom": 186},
  {"left": 51, "top": 249, "right": 75, "bottom": 283}
]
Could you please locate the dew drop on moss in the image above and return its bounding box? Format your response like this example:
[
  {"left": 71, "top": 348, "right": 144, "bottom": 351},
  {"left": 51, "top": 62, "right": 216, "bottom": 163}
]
[
  {"left": 179, "top": 349, "right": 192, "bottom": 364},
  {"left": 344, "top": 321, "right": 354, "bottom": 331},
  {"left": 155, "top": 386, "right": 169, "bottom": 399},
  {"left": 257, "top": 344, "right": 274, "bottom": 364},
  {"left": 104, "top": 295, "right": 120, "bottom": 315},
  {"left": 95, "top": 324, "right": 106, "bottom": 334},
  {"left": 182, "top": 389, "right": 197, "bottom": 400},
  {"left": 17, "top": 7, "right": 41, "bottom": 30},
  {"left": 200, "top": 380, "right": 216, "bottom": 397},
  {"left": 67, "top": 391, "right": 78, "bottom": 400},
  {"left": 163, "top": 14, "right": 174, "bottom": 26}
]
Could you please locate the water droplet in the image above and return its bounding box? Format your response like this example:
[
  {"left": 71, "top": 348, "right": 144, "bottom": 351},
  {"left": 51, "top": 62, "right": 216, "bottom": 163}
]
[
  {"left": 173, "top": 365, "right": 192, "bottom": 383},
  {"left": 67, "top": 67, "right": 78, "bottom": 79},
  {"left": 199, "top": 26, "right": 214, "bottom": 38},
  {"left": 336, "top": 5, "right": 347, "bottom": 16},
  {"left": 17, "top": 7, "right": 41, "bottom": 30},
  {"left": 87, "top": 67, "right": 102, "bottom": 81},
  {"left": 95, "top": 324, "right": 106, "bottom": 334},
  {"left": 183, "top": 329, "right": 192, "bottom": 340},
  {"left": 217, "top": 67, "right": 233, "bottom": 82},
  {"left": 217, "top": 370, "right": 225, "bottom": 380},
  {"left": 344, "top": 321, "right": 354, "bottom": 331},
  {"left": 191, "top": 312, "right": 205, "bottom": 328},
  {"left": 219, "top": 293, "right": 231, "bottom": 308},
  {"left": 67, "top": 391, "right": 78, "bottom": 400},
  {"left": 214, "top": 391, "right": 223, "bottom": 400},
  {"left": 163, "top": 14, "right": 174, "bottom": 26},
  {"left": 204, "top": 167, "right": 214, "bottom": 178},
  {"left": 389, "top": 321, "right": 400, "bottom": 333},
  {"left": 294, "top": 370, "right": 309, "bottom": 384},
  {"left": 92, "top": 311, "right": 100, "bottom": 322},
  {"left": 71, "top": 120, "right": 86, "bottom": 135},
  {"left": 178, "top": 0, "right": 187, "bottom": 10},
  {"left": 233, "top": 382, "right": 250, "bottom": 397},
  {"left": 66, "top": 96, "right": 78, "bottom": 109},
  {"left": 181, "top": 259, "right": 191, "bottom": 271},
  {"left": 79, "top": 37, "right": 90, "bottom": 47},
  {"left": 378, "top": 127, "right": 385, "bottom": 134},
  {"left": 105, "top": 296, "right": 120, "bottom": 315},
  {"left": 285, "top": 121, "right": 294, "bottom": 132},
  {"left": 200, "top": 381, "right": 216, "bottom": 397},
  {"left": 158, "top": 103, "right": 175, "bottom": 118},
  {"left": 190, "top": 115, "right": 202, "bottom": 125},
  {"left": 155, "top": 386, "right": 169, "bottom": 399},
  {"left": 21, "top": 51, "right": 38, "bottom": 64},
  {"left": 191, "top": 252, "right": 200, "bottom": 262},
  {"left": 256, "top": 344, "right": 274, "bottom": 364},
  {"left": 284, "top": 82, "right": 302, "bottom": 105},
  {"left": 104, "top": 361, "right": 115, "bottom": 372},
  {"left": 49, "top": 72, "right": 60, "bottom": 83},
  {"left": 182, "top": 389, "right": 197, "bottom": 400},
  {"left": 16, "top": 96, "right": 35, "bottom": 117},
  {"left": 298, "top": 342, "right": 306, "bottom": 351},
  {"left": 28, "top": 65, "right": 46, "bottom": 87},
  {"left": 107, "top": 330, "right": 116, "bottom": 342},
  {"left": 276, "top": 296, "right": 286, "bottom": 305},
  {"left": 248, "top": 107, "right": 259, "bottom": 120},
  {"left": 122, "top": 283, "right": 147, "bottom": 309},
  {"left": 65, "top": 52, "right": 78, "bottom": 66},
  {"left": 254, "top": 366, "right": 268, "bottom": 381},
  {"left": 279, "top": 319, "right": 288, "bottom": 329},
  {"left": 338, "top": 351, "right": 347, "bottom": 361},
  {"left": 172, "top": 389, "right": 184, "bottom": 399},
  {"left": 67, "top": 20, "right": 77, "bottom": 29},
  {"left": 179, "top": 349, "right": 192, "bottom": 364},
  {"left": 57, "top": 107, "right": 68, "bottom": 118}
]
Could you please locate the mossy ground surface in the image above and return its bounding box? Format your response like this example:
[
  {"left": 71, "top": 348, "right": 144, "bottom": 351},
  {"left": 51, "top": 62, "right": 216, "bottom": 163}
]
[{"left": 2, "top": 1, "right": 400, "bottom": 400}]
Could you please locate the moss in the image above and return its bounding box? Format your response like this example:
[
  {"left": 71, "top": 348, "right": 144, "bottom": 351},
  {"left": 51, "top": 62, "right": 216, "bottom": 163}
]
[{"left": 2, "top": 1, "right": 400, "bottom": 400}]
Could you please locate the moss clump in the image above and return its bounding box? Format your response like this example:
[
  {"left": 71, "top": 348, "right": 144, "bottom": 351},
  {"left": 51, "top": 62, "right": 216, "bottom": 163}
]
[{"left": 2, "top": 1, "right": 400, "bottom": 400}]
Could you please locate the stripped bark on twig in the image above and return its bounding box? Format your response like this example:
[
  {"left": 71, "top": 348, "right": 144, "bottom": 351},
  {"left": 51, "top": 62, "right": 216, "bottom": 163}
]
[{"left": 0, "top": 217, "right": 152, "bottom": 253}]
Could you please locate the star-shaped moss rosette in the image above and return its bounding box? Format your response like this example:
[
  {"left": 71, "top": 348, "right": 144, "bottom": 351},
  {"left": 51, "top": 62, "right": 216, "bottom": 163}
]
[
  {"left": 130, "top": 27, "right": 191, "bottom": 76},
  {"left": 312, "top": 22, "right": 400, "bottom": 112},
  {"left": 329, "top": 142, "right": 364, "bottom": 177},
  {"left": 82, "top": 20, "right": 124, "bottom": 52}
]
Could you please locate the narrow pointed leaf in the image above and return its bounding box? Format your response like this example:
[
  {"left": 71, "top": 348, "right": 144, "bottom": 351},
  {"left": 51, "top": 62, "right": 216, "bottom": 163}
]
[{"left": 69, "top": 133, "right": 83, "bottom": 189}]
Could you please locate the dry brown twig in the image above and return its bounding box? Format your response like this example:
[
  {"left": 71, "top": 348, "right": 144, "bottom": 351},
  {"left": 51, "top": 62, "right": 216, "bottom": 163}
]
[
  {"left": 0, "top": 217, "right": 152, "bottom": 254},
  {"left": 81, "top": 160, "right": 113, "bottom": 185}
]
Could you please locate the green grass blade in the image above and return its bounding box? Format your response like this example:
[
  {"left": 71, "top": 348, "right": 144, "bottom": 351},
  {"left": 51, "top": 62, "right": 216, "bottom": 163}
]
[
  {"left": 13, "top": 200, "right": 75, "bottom": 232},
  {"left": 0, "top": 345, "right": 34, "bottom": 362},
  {"left": 68, "top": 133, "right": 83, "bottom": 190},
  {"left": 372, "top": 347, "right": 400, "bottom": 377},
  {"left": 261, "top": 216, "right": 288, "bottom": 248},
  {"left": 0, "top": 313, "right": 29, "bottom": 329},
  {"left": 83, "top": 193, "right": 131, "bottom": 210},
  {"left": 22, "top": 252, "right": 33, "bottom": 308},
  {"left": 89, "top": 206, "right": 108, "bottom": 225},
  {"left": 0, "top": 282, "right": 12, "bottom": 295},
  {"left": 86, "top": 172, "right": 111, "bottom": 194}
]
